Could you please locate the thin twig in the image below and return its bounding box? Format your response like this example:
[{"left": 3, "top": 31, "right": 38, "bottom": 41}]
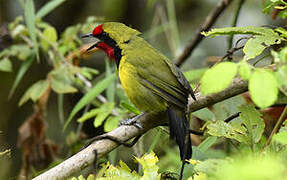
[
  {"left": 265, "top": 106, "right": 287, "bottom": 147},
  {"left": 175, "top": 0, "right": 234, "bottom": 66},
  {"left": 33, "top": 78, "right": 248, "bottom": 180},
  {"left": 76, "top": 104, "right": 90, "bottom": 138},
  {"left": 227, "top": 0, "right": 245, "bottom": 51},
  {"left": 224, "top": 112, "right": 241, "bottom": 123},
  {"left": 221, "top": 45, "right": 244, "bottom": 62}
]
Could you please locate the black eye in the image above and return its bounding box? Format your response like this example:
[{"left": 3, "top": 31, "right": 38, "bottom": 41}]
[{"left": 124, "top": 40, "right": 130, "bottom": 44}]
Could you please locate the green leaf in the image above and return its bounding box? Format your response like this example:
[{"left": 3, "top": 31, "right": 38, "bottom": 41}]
[
  {"left": 198, "top": 136, "right": 217, "bottom": 153},
  {"left": 243, "top": 36, "right": 273, "bottom": 60},
  {"left": 120, "top": 101, "right": 141, "bottom": 115},
  {"left": 194, "top": 158, "right": 230, "bottom": 175},
  {"left": 36, "top": 0, "right": 66, "bottom": 19},
  {"left": 201, "top": 62, "right": 237, "bottom": 95},
  {"left": 77, "top": 108, "right": 100, "bottom": 123},
  {"left": 93, "top": 102, "right": 115, "bottom": 128},
  {"left": 211, "top": 155, "right": 286, "bottom": 180},
  {"left": 19, "top": 79, "right": 50, "bottom": 106},
  {"left": 0, "top": 58, "right": 12, "bottom": 72},
  {"left": 202, "top": 26, "right": 282, "bottom": 60},
  {"left": 102, "top": 160, "right": 139, "bottom": 179},
  {"left": 11, "top": 24, "right": 26, "bottom": 38},
  {"left": 78, "top": 175, "right": 85, "bottom": 180},
  {"left": 207, "top": 121, "right": 247, "bottom": 143},
  {"left": 238, "top": 62, "right": 251, "bottom": 80},
  {"left": 275, "top": 27, "right": 287, "bottom": 39},
  {"left": 192, "top": 108, "right": 215, "bottom": 122},
  {"left": 86, "top": 174, "right": 96, "bottom": 180},
  {"left": 279, "top": 46, "right": 287, "bottom": 62},
  {"left": 273, "top": 131, "right": 287, "bottom": 145},
  {"left": 64, "top": 74, "right": 115, "bottom": 130},
  {"left": 51, "top": 78, "right": 77, "bottom": 94},
  {"left": 135, "top": 152, "right": 160, "bottom": 180},
  {"left": 50, "top": 69, "right": 77, "bottom": 94},
  {"left": 9, "top": 56, "right": 34, "bottom": 98},
  {"left": 41, "top": 26, "right": 58, "bottom": 51},
  {"left": 239, "top": 105, "right": 265, "bottom": 144},
  {"left": 30, "top": 80, "right": 49, "bottom": 101},
  {"left": 24, "top": 0, "right": 38, "bottom": 59},
  {"left": 249, "top": 69, "right": 278, "bottom": 108},
  {"left": 148, "top": 130, "right": 162, "bottom": 153},
  {"left": 104, "top": 116, "right": 121, "bottom": 132},
  {"left": 184, "top": 68, "right": 207, "bottom": 82},
  {"left": 80, "top": 67, "right": 99, "bottom": 80},
  {"left": 202, "top": 26, "right": 281, "bottom": 37}
]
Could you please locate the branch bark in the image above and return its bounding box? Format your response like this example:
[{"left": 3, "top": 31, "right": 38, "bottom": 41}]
[
  {"left": 33, "top": 78, "right": 248, "bottom": 180},
  {"left": 174, "top": 0, "right": 233, "bottom": 67}
]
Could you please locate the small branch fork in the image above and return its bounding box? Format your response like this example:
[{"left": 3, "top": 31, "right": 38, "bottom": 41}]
[{"left": 33, "top": 78, "right": 248, "bottom": 180}]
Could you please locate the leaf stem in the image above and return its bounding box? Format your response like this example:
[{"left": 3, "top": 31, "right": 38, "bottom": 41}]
[
  {"left": 76, "top": 104, "right": 90, "bottom": 138},
  {"left": 265, "top": 105, "right": 287, "bottom": 147}
]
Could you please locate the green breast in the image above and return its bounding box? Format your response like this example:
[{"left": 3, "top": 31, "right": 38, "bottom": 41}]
[
  {"left": 118, "top": 36, "right": 188, "bottom": 112},
  {"left": 119, "top": 55, "right": 167, "bottom": 112}
]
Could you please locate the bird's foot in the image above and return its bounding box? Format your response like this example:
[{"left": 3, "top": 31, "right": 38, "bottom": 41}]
[{"left": 119, "top": 113, "right": 145, "bottom": 129}]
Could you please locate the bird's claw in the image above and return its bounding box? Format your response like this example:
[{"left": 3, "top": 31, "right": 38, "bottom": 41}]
[{"left": 119, "top": 113, "right": 145, "bottom": 129}]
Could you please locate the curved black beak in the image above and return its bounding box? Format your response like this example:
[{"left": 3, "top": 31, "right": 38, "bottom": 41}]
[{"left": 81, "top": 33, "right": 93, "bottom": 38}]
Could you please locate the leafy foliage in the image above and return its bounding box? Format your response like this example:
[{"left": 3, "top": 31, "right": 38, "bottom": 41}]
[
  {"left": 96, "top": 152, "right": 160, "bottom": 180},
  {"left": 239, "top": 105, "right": 265, "bottom": 144},
  {"left": 201, "top": 25, "right": 287, "bottom": 108},
  {"left": 202, "top": 26, "right": 284, "bottom": 60},
  {"left": 263, "top": 0, "right": 287, "bottom": 19},
  {"left": 19, "top": 79, "right": 50, "bottom": 106},
  {"left": 64, "top": 74, "right": 115, "bottom": 130},
  {"left": 207, "top": 120, "right": 247, "bottom": 143},
  {"left": 191, "top": 154, "right": 287, "bottom": 180}
]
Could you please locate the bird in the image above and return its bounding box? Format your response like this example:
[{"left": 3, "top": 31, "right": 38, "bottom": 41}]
[{"left": 82, "top": 22, "right": 196, "bottom": 176}]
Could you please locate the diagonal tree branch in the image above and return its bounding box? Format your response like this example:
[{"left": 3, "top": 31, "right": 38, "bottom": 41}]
[
  {"left": 175, "top": 0, "right": 233, "bottom": 67},
  {"left": 33, "top": 78, "right": 248, "bottom": 180}
]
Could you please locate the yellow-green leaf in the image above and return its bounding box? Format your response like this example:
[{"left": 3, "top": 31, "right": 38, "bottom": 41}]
[
  {"left": 238, "top": 62, "right": 251, "bottom": 80},
  {"left": 64, "top": 74, "right": 115, "bottom": 130},
  {"left": 19, "top": 79, "right": 50, "bottom": 106},
  {"left": 135, "top": 152, "right": 160, "bottom": 180},
  {"left": 77, "top": 108, "right": 100, "bottom": 123},
  {"left": 36, "top": 0, "right": 66, "bottom": 19},
  {"left": 104, "top": 116, "right": 121, "bottom": 132},
  {"left": 24, "top": 0, "right": 39, "bottom": 59},
  {"left": 120, "top": 101, "right": 141, "bottom": 115},
  {"left": 239, "top": 105, "right": 265, "bottom": 144},
  {"left": 0, "top": 58, "right": 12, "bottom": 72},
  {"left": 249, "top": 69, "right": 278, "bottom": 108},
  {"left": 201, "top": 62, "right": 237, "bottom": 95},
  {"left": 9, "top": 56, "right": 34, "bottom": 99},
  {"left": 207, "top": 121, "right": 248, "bottom": 143},
  {"left": 50, "top": 69, "right": 77, "bottom": 94},
  {"left": 51, "top": 77, "right": 77, "bottom": 94},
  {"left": 41, "top": 26, "right": 58, "bottom": 50},
  {"left": 198, "top": 136, "right": 217, "bottom": 152},
  {"left": 93, "top": 102, "right": 115, "bottom": 128}
]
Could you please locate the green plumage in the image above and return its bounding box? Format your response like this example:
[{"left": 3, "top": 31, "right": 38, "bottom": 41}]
[{"left": 101, "top": 22, "right": 195, "bottom": 160}]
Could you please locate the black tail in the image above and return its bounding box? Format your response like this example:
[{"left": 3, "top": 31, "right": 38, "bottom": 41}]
[{"left": 167, "top": 107, "right": 192, "bottom": 160}]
